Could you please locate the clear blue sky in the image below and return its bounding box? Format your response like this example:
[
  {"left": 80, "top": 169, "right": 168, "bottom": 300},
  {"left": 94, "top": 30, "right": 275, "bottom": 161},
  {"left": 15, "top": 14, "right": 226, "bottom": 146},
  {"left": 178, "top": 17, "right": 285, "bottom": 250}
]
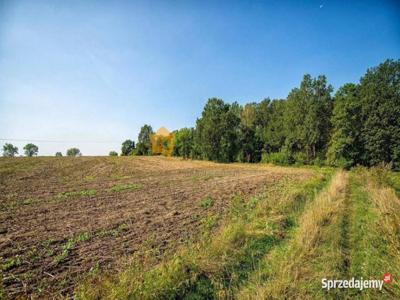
[{"left": 0, "top": 0, "right": 399, "bottom": 155}]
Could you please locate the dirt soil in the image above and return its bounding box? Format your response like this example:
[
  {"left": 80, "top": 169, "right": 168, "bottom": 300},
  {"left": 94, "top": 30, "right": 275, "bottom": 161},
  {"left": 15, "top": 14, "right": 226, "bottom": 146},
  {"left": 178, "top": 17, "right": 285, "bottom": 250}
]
[{"left": 0, "top": 156, "right": 313, "bottom": 299}]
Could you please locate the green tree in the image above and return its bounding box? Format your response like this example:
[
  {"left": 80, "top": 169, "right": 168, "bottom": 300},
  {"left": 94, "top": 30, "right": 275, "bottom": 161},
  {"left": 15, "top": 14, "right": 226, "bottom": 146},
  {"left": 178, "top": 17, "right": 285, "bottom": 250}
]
[
  {"left": 261, "top": 99, "right": 287, "bottom": 153},
  {"left": 66, "top": 148, "right": 81, "bottom": 157},
  {"left": 255, "top": 98, "right": 271, "bottom": 130},
  {"left": 55, "top": 152, "right": 63, "bottom": 157},
  {"left": 109, "top": 151, "right": 118, "bottom": 156},
  {"left": 121, "top": 140, "right": 135, "bottom": 156},
  {"left": 2, "top": 143, "right": 18, "bottom": 157},
  {"left": 359, "top": 59, "right": 400, "bottom": 168},
  {"left": 195, "top": 98, "right": 240, "bottom": 162},
  {"left": 239, "top": 103, "right": 263, "bottom": 162},
  {"left": 284, "top": 74, "right": 333, "bottom": 163},
  {"left": 327, "top": 83, "right": 363, "bottom": 168},
  {"left": 220, "top": 102, "right": 241, "bottom": 162},
  {"left": 23, "top": 143, "right": 39, "bottom": 157},
  {"left": 195, "top": 98, "right": 228, "bottom": 161},
  {"left": 173, "top": 128, "right": 194, "bottom": 159},
  {"left": 137, "top": 124, "right": 153, "bottom": 155}
]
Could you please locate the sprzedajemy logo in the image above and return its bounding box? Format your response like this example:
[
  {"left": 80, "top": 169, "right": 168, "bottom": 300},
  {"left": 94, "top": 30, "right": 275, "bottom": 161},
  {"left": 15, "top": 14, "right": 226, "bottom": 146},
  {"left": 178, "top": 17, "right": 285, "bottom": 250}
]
[{"left": 322, "top": 273, "right": 392, "bottom": 291}]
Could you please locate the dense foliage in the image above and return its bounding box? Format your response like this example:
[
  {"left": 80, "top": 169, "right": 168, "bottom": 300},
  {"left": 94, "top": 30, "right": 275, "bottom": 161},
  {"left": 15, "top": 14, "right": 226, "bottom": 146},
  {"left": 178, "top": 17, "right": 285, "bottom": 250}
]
[
  {"left": 126, "top": 59, "right": 399, "bottom": 168},
  {"left": 327, "top": 83, "right": 363, "bottom": 168},
  {"left": 172, "top": 128, "right": 194, "bottom": 159},
  {"left": 121, "top": 140, "right": 135, "bottom": 156},
  {"left": 136, "top": 124, "right": 153, "bottom": 155},
  {"left": 193, "top": 98, "right": 241, "bottom": 162},
  {"left": 172, "top": 59, "right": 400, "bottom": 168},
  {"left": 359, "top": 60, "right": 400, "bottom": 169}
]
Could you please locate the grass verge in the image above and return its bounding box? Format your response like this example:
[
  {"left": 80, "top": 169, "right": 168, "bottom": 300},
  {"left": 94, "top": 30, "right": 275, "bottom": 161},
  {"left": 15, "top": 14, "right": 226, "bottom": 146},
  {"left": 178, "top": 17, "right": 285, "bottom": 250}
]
[
  {"left": 345, "top": 167, "right": 400, "bottom": 299},
  {"left": 236, "top": 170, "right": 347, "bottom": 299}
]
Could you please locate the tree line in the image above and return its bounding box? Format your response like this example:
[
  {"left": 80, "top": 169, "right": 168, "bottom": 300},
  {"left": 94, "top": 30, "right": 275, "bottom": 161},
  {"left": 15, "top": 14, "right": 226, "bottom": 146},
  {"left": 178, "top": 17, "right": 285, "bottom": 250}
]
[
  {"left": 129, "top": 59, "right": 399, "bottom": 169},
  {"left": 1, "top": 143, "right": 82, "bottom": 157},
  {"left": 3, "top": 59, "right": 398, "bottom": 169}
]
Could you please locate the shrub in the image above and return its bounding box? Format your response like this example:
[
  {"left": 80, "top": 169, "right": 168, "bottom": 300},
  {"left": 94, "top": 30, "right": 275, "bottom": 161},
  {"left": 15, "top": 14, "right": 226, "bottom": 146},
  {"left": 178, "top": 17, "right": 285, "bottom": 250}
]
[
  {"left": 199, "top": 197, "right": 214, "bottom": 209},
  {"left": 66, "top": 148, "right": 81, "bottom": 157},
  {"left": 311, "top": 155, "right": 326, "bottom": 167},
  {"left": 109, "top": 151, "right": 118, "bottom": 156},
  {"left": 129, "top": 148, "right": 138, "bottom": 156},
  {"left": 292, "top": 152, "right": 307, "bottom": 165},
  {"left": 121, "top": 140, "right": 135, "bottom": 156},
  {"left": 261, "top": 151, "right": 291, "bottom": 165}
]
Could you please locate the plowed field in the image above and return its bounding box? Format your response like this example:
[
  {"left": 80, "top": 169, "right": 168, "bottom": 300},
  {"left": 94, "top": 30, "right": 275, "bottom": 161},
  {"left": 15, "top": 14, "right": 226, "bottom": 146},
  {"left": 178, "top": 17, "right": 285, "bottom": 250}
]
[{"left": 0, "top": 156, "right": 313, "bottom": 298}]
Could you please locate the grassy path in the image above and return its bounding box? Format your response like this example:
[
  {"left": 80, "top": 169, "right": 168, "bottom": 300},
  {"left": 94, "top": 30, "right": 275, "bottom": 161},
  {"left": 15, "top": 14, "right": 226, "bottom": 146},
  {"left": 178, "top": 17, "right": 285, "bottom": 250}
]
[
  {"left": 236, "top": 170, "right": 348, "bottom": 299},
  {"left": 344, "top": 169, "right": 400, "bottom": 299},
  {"left": 338, "top": 179, "right": 351, "bottom": 277},
  {"left": 236, "top": 168, "right": 400, "bottom": 300}
]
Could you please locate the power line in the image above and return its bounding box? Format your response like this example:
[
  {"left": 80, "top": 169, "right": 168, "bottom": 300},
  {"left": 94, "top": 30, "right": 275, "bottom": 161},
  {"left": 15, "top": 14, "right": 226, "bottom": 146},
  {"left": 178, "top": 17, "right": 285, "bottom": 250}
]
[{"left": 0, "top": 138, "right": 123, "bottom": 143}]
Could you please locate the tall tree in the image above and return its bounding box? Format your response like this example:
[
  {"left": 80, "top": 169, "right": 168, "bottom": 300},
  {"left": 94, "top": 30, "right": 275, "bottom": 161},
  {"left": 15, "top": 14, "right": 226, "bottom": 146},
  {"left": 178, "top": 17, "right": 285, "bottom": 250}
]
[
  {"left": 239, "top": 103, "right": 262, "bottom": 162},
  {"left": 220, "top": 102, "right": 241, "bottom": 162},
  {"left": 260, "top": 99, "right": 286, "bottom": 153},
  {"left": 137, "top": 124, "right": 153, "bottom": 155},
  {"left": 195, "top": 98, "right": 229, "bottom": 161},
  {"left": 173, "top": 128, "right": 194, "bottom": 159},
  {"left": 327, "top": 83, "right": 363, "bottom": 168},
  {"left": 23, "top": 143, "right": 39, "bottom": 157},
  {"left": 359, "top": 59, "right": 400, "bottom": 168},
  {"left": 195, "top": 98, "right": 240, "bottom": 162},
  {"left": 284, "top": 74, "right": 333, "bottom": 162}
]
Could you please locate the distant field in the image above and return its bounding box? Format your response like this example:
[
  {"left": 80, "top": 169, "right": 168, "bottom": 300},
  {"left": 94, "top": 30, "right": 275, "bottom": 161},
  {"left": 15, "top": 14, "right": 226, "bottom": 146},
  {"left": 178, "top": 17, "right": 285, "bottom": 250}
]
[{"left": 0, "top": 156, "right": 313, "bottom": 298}]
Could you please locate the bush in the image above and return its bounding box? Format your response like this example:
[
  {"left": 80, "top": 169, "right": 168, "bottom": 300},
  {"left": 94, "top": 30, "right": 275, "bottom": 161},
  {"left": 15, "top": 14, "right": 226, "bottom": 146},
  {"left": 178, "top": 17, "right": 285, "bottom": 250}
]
[
  {"left": 327, "top": 156, "right": 352, "bottom": 169},
  {"left": 199, "top": 197, "right": 214, "bottom": 209},
  {"left": 121, "top": 140, "right": 135, "bottom": 156},
  {"left": 292, "top": 152, "right": 307, "bottom": 165},
  {"left": 261, "top": 151, "right": 291, "bottom": 165},
  {"left": 312, "top": 156, "right": 325, "bottom": 167},
  {"left": 66, "top": 148, "right": 81, "bottom": 157},
  {"left": 129, "top": 148, "right": 138, "bottom": 156},
  {"left": 109, "top": 151, "right": 118, "bottom": 156}
]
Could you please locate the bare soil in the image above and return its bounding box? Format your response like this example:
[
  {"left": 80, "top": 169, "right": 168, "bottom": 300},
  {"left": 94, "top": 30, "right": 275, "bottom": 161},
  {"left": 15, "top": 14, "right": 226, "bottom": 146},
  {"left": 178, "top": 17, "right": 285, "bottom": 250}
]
[{"left": 0, "top": 156, "right": 313, "bottom": 299}]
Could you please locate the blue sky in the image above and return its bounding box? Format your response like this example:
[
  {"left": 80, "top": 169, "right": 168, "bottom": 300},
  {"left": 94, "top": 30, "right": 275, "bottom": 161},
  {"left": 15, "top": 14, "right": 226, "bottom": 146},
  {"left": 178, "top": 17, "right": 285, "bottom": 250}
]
[{"left": 0, "top": 0, "right": 399, "bottom": 155}]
